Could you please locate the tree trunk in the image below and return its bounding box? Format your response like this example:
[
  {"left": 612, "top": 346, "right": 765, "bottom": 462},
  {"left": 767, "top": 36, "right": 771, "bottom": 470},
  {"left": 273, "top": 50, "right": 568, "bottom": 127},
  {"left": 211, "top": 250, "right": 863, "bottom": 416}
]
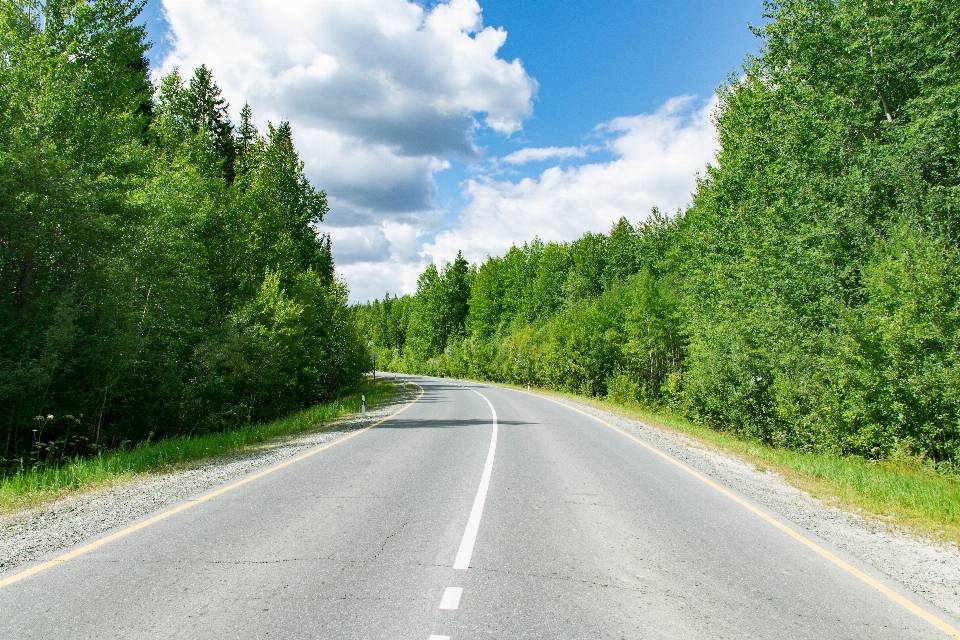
[{"left": 878, "top": 91, "right": 894, "bottom": 122}]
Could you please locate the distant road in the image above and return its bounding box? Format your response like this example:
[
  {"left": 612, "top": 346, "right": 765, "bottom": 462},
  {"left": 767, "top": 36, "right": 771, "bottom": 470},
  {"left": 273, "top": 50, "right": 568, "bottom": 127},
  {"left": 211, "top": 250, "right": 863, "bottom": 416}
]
[{"left": 1, "top": 376, "right": 957, "bottom": 638}]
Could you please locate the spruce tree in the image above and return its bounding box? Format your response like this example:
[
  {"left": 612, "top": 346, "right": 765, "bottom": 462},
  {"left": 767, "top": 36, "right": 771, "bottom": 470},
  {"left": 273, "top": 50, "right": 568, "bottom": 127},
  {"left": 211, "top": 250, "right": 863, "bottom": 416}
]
[{"left": 187, "top": 64, "right": 236, "bottom": 182}]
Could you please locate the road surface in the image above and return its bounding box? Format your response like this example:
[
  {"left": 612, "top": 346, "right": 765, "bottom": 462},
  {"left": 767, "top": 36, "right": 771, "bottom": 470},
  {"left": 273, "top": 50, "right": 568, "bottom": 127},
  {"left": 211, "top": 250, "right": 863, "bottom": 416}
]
[{"left": 1, "top": 376, "right": 957, "bottom": 638}]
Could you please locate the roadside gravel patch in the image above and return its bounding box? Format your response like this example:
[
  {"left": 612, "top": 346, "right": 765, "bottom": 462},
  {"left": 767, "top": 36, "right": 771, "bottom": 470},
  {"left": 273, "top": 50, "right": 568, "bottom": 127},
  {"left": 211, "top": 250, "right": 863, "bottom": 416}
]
[
  {"left": 0, "top": 382, "right": 418, "bottom": 577},
  {"left": 550, "top": 393, "right": 960, "bottom": 621}
]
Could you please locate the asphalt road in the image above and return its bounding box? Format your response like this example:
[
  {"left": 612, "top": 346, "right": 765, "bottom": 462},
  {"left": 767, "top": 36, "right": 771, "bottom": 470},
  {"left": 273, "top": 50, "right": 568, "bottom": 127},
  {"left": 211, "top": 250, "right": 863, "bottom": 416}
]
[{"left": 1, "top": 376, "right": 958, "bottom": 639}]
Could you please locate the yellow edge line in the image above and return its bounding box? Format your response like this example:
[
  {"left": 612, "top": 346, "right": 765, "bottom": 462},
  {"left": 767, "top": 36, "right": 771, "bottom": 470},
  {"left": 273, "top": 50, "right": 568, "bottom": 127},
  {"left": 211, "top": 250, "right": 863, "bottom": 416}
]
[
  {"left": 531, "top": 391, "right": 960, "bottom": 639},
  {"left": 0, "top": 383, "right": 425, "bottom": 591}
]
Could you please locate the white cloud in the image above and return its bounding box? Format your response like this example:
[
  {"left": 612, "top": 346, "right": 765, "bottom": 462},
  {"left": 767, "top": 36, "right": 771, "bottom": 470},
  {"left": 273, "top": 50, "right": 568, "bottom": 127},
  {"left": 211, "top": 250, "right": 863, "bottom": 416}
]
[
  {"left": 502, "top": 145, "right": 595, "bottom": 165},
  {"left": 318, "top": 220, "right": 429, "bottom": 302},
  {"left": 424, "top": 96, "right": 718, "bottom": 266},
  {"left": 157, "top": 0, "right": 535, "bottom": 299},
  {"left": 156, "top": 2, "right": 718, "bottom": 304}
]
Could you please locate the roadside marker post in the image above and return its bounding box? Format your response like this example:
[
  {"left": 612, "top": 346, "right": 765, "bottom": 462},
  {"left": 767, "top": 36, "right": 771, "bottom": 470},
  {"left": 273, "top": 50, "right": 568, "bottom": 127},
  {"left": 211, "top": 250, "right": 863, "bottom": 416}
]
[{"left": 361, "top": 394, "right": 366, "bottom": 418}]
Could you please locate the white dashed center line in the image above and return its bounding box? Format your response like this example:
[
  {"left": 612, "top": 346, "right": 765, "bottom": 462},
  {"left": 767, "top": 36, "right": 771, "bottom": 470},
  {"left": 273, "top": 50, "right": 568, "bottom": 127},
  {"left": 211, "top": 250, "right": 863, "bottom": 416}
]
[{"left": 439, "top": 586, "right": 463, "bottom": 610}]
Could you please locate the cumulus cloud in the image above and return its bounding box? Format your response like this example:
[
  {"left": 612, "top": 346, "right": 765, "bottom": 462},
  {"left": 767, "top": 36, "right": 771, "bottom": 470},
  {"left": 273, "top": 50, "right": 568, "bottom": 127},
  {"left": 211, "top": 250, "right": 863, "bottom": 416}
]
[
  {"left": 424, "top": 96, "right": 718, "bottom": 266},
  {"left": 502, "top": 145, "right": 596, "bottom": 165},
  {"left": 325, "top": 220, "right": 427, "bottom": 298},
  {"left": 155, "top": 2, "right": 718, "bottom": 303},
  {"left": 157, "top": 0, "right": 536, "bottom": 297}
]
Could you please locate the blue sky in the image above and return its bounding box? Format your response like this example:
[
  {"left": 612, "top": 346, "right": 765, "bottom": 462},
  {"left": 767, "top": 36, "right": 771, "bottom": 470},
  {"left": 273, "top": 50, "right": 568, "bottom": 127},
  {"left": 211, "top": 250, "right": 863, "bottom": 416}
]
[
  {"left": 471, "top": 0, "right": 760, "bottom": 144},
  {"left": 434, "top": 0, "right": 763, "bottom": 237},
  {"left": 140, "top": 0, "right": 764, "bottom": 302}
]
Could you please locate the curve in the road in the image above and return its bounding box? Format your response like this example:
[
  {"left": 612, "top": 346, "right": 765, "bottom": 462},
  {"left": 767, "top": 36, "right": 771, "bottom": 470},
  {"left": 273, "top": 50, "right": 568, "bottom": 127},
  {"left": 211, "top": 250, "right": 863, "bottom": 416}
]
[{"left": 452, "top": 385, "right": 498, "bottom": 571}]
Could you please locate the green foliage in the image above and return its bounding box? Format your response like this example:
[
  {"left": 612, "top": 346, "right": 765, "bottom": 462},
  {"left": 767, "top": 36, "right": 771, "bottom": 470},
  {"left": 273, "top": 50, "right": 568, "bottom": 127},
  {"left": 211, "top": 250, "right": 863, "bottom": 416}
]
[
  {"left": 678, "top": 0, "right": 960, "bottom": 461},
  {"left": 820, "top": 228, "right": 960, "bottom": 461},
  {"left": 0, "top": 380, "right": 395, "bottom": 512},
  {"left": 356, "top": 0, "right": 960, "bottom": 469},
  {"left": 357, "top": 213, "right": 683, "bottom": 399},
  {"left": 0, "top": 0, "right": 368, "bottom": 468},
  {"left": 404, "top": 252, "right": 473, "bottom": 361}
]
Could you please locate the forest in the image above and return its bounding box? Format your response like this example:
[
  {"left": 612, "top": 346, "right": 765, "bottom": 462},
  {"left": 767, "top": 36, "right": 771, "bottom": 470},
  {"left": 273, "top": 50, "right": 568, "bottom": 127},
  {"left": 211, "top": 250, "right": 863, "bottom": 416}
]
[
  {"left": 357, "top": 0, "right": 960, "bottom": 469},
  {"left": 0, "top": 0, "right": 370, "bottom": 469}
]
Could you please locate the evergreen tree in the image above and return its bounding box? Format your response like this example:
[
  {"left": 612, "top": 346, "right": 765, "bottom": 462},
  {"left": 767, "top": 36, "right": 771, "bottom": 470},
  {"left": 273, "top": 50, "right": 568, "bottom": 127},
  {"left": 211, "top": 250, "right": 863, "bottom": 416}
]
[
  {"left": 259, "top": 121, "right": 330, "bottom": 276},
  {"left": 235, "top": 102, "right": 259, "bottom": 177},
  {"left": 187, "top": 64, "right": 236, "bottom": 182}
]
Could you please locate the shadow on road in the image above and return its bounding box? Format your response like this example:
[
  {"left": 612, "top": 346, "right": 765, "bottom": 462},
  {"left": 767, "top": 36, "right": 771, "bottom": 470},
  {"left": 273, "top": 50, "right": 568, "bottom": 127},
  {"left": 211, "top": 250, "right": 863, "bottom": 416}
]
[{"left": 375, "top": 417, "right": 531, "bottom": 429}]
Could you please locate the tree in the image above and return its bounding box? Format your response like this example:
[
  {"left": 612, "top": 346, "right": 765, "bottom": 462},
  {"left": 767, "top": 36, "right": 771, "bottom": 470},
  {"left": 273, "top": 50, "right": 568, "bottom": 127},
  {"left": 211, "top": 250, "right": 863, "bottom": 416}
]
[
  {"left": 467, "top": 258, "right": 503, "bottom": 340},
  {"left": 0, "top": 0, "right": 155, "bottom": 454},
  {"left": 260, "top": 121, "right": 330, "bottom": 277},
  {"left": 187, "top": 64, "right": 236, "bottom": 182},
  {"left": 444, "top": 251, "right": 471, "bottom": 340},
  {"left": 563, "top": 232, "right": 606, "bottom": 307},
  {"left": 405, "top": 263, "right": 445, "bottom": 361}
]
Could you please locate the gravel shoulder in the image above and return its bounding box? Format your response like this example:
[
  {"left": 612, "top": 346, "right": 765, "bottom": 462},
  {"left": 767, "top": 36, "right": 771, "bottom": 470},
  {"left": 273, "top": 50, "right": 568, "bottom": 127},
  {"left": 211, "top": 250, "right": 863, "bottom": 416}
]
[
  {"left": 0, "top": 381, "right": 419, "bottom": 577},
  {"left": 546, "top": 391, "right": 960, "bottom": 621}
]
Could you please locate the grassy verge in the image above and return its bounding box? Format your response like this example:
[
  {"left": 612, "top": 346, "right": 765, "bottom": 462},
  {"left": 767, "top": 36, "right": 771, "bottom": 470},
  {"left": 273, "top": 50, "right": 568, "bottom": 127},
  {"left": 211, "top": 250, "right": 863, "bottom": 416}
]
[
  {"left": 512, "top": 383, "right": 960, "bottom": 546},
  {"left": 0, "top": 380, "right": 396, "bottom": 514}
]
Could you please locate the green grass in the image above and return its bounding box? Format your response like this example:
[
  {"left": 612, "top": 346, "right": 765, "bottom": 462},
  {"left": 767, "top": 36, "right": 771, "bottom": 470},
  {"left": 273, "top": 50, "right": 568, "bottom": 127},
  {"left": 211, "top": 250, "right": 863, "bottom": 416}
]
[
  {"left": 516, "top": 384, "right": 960, "bottom": 545},
  {"left": 0, "top": 380, "right": 397, "bottom": 514}
]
